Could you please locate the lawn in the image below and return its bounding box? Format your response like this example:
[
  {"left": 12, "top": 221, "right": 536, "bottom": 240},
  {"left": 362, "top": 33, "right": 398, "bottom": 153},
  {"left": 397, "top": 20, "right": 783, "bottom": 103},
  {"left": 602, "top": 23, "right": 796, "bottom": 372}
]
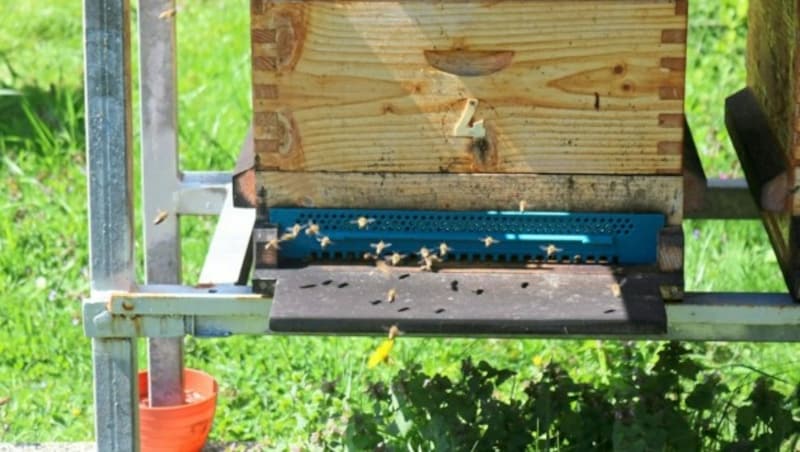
[{"left": 1, "top": 0, "right": 799, "bottom": 449}]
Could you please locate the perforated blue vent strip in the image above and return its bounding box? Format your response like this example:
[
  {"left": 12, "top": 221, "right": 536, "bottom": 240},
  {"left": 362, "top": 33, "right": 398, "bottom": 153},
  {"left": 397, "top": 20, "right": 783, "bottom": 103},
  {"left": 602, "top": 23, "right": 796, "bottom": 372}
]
[{"left": 268, "top": 208, "right": 665, "bottom": 264}]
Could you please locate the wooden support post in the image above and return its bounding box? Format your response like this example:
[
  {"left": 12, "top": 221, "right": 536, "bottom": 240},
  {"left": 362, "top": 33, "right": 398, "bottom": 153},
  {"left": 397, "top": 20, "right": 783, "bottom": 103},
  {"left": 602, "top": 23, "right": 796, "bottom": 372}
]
[
  {"left": 657, "top": 226, "right": 684, "bottom": 273},
  {"left": 682, "top": 122, "right": 707, "bottom": 216},
  {"left": 726, "top": 88, "right": 800, "bottom": 298},
  {"left": 725, "top": 89, "right": 791, "bottom": 213}
]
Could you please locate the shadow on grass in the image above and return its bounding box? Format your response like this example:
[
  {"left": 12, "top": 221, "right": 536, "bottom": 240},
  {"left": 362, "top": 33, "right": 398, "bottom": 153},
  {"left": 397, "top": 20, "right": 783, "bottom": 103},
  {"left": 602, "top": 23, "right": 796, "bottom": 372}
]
[
  {"left": 338, "top": 345, "right": 800, "bottom": 451},
  {"left": 0, "top": 80, "right": 84, "bottom": 160}
]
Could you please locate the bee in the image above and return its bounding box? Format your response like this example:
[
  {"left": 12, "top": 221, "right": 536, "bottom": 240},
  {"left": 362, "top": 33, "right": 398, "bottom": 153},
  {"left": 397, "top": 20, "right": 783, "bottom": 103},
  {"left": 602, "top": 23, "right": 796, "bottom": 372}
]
[
  {"left": 279, "top": 231, "right": 298, "bottom": 241},
  {"left": 305, "top": 222, "right": 321, "bottom": 236},
  {"left": 376, "top": 260, "right": 392, "bottom": 276},
  {"left": 609, "top": 283, "right": 621, "bottom": 298},
  {"left": 519, "top": 200, "right": 527, "bottom": 212},
  {"left": 363, "top": 252, "right": 378, "bottom": 261},
  {"left": 438, "top": 243, "right": 453, "bottom": 258},
  {"left": 264, "top": 238, "right": 281, "bottom": 251},
  {"left": 370, "top": 240, "right": 392, "bottom": 255},
  {"left": 420, "top": 255, "right": 439, "bottom": 272},
  {"left": 388, "top": 252, "right": 407, "bottom": 266},
  {"left": 287, "top": 223, "right": 304, "bottom": 236},
  {"left": 351, "top": 216, "right": 376, "bottom": 229},
  {"left": 418, "top": 246, "right": 432, "bottom": 259},
  {"left": 540, "top": 244, "right": 563, "bottom": 259},
  {"left": 386, "top": 288, "right": 397, "bottom": 303},
  {"left": 153, "top": 210, "right": 169, "bottom": 225},
  {"left": 158, "top": 8, "right": 177, "bottom": 20},
  {"left": 317, "top": 236, "right": 334, "bottom": 249},
  {"left": 367, "top": 325, "right": 401, "bottom": 369},
  {"left": 481, "top": 236, "right": 500, "bottom": 247}
]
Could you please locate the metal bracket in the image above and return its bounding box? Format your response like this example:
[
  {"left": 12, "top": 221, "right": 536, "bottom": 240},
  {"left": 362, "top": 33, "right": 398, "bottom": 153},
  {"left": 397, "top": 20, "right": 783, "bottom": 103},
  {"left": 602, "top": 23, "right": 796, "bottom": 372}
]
[{"left": 83, "top": 285, "right": 271, "bottom": 338}]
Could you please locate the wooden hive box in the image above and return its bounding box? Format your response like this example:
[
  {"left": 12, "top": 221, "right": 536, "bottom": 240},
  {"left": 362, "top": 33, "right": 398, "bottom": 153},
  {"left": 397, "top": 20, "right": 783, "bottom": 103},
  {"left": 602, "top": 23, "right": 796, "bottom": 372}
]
[{"left": 251, "top": 0, "right": 688, "bottom": 226}]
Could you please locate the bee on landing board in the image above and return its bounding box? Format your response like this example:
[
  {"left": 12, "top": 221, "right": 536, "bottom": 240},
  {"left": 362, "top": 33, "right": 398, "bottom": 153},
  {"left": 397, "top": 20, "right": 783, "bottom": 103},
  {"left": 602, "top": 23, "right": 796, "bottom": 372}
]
[
  {"left": 540, "top": 244, "right": 563, "bottom": 259},
  {"left": 388, "top": 252, "right": 407, "bottom": 266}
]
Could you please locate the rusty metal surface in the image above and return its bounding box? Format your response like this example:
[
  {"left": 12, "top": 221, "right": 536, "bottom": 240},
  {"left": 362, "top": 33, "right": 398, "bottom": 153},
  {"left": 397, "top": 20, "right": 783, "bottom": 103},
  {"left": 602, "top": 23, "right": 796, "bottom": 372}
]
[{"left": 263, "top": 264, "right": 675, "bottom": 335}]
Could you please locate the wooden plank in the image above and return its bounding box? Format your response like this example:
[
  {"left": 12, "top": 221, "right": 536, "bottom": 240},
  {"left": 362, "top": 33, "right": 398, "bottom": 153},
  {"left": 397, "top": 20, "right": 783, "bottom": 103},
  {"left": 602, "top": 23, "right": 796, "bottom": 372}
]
[
  {"left": 258, "top": 171, "right": 683, "bottom": 225},
  {"left": 657, "top": 225, "right": 683, "bottom": 272},
  {"left": 263, "top": 264, "right": 673, "bottom": 336},
  {"left": 725, "top": 89, "right": 791, "bottom": 212},
  {"left": 682, "top": 120, "right": 707, "bottom": 216},
  {"left": 251, "top": 0, "right": 687, "bottom": 175},
  {"left": 748, "top": 0, "right": 800, "bottom": 214}
]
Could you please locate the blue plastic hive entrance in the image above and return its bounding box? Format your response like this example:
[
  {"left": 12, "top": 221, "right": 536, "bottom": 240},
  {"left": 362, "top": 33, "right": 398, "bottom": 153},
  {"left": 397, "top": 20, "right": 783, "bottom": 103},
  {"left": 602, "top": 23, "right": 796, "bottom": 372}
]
[{"left": 267, "top": 208, "right": 664, "bottom": 265}]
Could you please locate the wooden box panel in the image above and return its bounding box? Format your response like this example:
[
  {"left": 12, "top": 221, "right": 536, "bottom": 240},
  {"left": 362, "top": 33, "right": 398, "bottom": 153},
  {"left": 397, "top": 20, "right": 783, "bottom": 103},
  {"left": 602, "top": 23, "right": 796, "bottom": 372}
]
[{"left": 251, "top": 0, "right": 688, "bottom": 175}]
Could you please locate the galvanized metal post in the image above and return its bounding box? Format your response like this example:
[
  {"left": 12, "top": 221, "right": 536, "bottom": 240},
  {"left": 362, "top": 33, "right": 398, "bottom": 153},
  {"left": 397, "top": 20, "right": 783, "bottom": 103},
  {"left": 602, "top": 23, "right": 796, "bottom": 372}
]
[
  {"left": 138, "top": 0, "right": 185, "bottom": 407},
  {"left": 84, "top": 0, "right": 140, "bottom": 449}
]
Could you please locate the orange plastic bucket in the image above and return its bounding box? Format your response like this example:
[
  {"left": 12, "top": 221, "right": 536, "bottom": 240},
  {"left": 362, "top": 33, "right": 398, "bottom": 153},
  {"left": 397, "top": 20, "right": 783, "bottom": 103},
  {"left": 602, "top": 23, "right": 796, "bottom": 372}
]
[{"left": 138, "top": 368, "right": 218, "bottom": 452}]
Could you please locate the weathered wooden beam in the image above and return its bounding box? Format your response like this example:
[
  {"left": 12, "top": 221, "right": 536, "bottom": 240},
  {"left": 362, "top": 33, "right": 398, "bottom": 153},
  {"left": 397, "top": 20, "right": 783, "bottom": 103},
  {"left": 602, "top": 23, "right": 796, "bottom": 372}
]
[
  {"left": 657, "top": 225, "right": 683, "bottom": 273},
  {"left": 258, "top": 171, "right": 683, "bottom": 225},
  {"left": 682, "top": 121, "right": 707, "bottom": 216},
  {"left": 725, "top": 88, "right": 791, "bottom": 212},
  {"left": 232, "top": 126, "right": 256, "bottom": 208},
  {"left": 726, "top": 88, "right": 800, "bottom": 298}
]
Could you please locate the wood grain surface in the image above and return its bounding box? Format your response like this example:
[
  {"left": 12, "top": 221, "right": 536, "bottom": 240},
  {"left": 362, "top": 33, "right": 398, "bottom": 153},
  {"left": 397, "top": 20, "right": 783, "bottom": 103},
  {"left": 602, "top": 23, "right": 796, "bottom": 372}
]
[{"left": 251, "top": 0, "right": 687, "bottom": 175}]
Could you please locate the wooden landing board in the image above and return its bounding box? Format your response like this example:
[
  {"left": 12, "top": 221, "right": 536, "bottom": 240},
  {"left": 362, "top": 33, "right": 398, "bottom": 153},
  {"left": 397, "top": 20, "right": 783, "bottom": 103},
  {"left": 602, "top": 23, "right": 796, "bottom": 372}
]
[
  {"left": 251, "top": 0, "right": 687, "bottom": 175},
  {"left": 258, "top": 172, "right": 683, "bottom": 225},
  {"left": 263, "top": 264, "right": 674, "bottom": 336}
]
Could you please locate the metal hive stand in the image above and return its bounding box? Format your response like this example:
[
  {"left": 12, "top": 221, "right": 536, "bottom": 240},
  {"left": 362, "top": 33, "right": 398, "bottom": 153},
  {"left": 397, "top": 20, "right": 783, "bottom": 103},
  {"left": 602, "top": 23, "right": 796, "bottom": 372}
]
[{"left": 83, "top": 0, "right": 799, "bottom": 449}]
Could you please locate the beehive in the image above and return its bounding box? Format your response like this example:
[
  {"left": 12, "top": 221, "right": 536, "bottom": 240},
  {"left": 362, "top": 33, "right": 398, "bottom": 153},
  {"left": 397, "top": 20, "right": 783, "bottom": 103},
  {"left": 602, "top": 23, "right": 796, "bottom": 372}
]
[{"left": 251, "top": 0, "right": 688, "bottom": 225}]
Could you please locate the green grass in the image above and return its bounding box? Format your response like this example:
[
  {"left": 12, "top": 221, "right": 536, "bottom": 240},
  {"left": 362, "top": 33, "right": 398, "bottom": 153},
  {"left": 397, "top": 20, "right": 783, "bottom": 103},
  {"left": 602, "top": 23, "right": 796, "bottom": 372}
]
[{"left": 1, "top": 0, "right": 799, "bottom": 448}]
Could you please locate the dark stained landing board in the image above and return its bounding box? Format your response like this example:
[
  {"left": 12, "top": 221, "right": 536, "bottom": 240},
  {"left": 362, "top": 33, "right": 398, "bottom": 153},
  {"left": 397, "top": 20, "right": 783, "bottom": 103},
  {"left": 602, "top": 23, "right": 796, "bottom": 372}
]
[{"left": 262, "top": 265, "right": 675, "bottom": 336}]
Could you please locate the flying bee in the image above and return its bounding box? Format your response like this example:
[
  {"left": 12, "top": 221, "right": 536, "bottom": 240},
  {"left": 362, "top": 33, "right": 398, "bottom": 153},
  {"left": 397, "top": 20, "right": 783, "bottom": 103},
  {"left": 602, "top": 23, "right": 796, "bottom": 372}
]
[
  {"left": 264, "top": 238, "right": 281, "bottom": 251},
  {"left": 370, "top": 240, "right": 392, "bottom": 255},
  {"left": 540, "top": 244, "right": 563, "bottom": 259},
  {"left": 351, "top": 216, "right": 376, "bottom": 229},
  {"left": 387, "top": 324, "right": 401, "bottom": 340},
  {"left": 367, "top": 325, "right": 401, "bottom": 369},
  {"left": 386, "top": 288, "right": 397, "bottom": 303},
  {"left": 153, "top": 210, "right": 169, "bottom": 226},
  {"left": 438, "top": 243, "right": 453, "bottom": 258},
  {"left": 375, "top": 260, "right": 392, "bottom": 276},
  {"left": 388, "top": 252, "right": 407, "bottom": 266},
  {"left": 363, "top": 252, "right": 378, "bottom": 261},
  {"left": 318, "top": 236, "right": 334, "bottom": 249},
  {"left": 158, "top": 7, "right": 177, "bottom": 20},
  {"left": 481, "top": 236, "right": 500, "bottom": 247},
  {"left": 418, "top": 246, "right": 432, "bottom": 259},
  {"left": 519, "top": 200, "right": 527, "bottom": 212},
  {"left": 287, "top": 223, "right": 304, "bottom": 236},
  {"left": 305, "top": 222, "right": 321, "bottom": 236}
]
